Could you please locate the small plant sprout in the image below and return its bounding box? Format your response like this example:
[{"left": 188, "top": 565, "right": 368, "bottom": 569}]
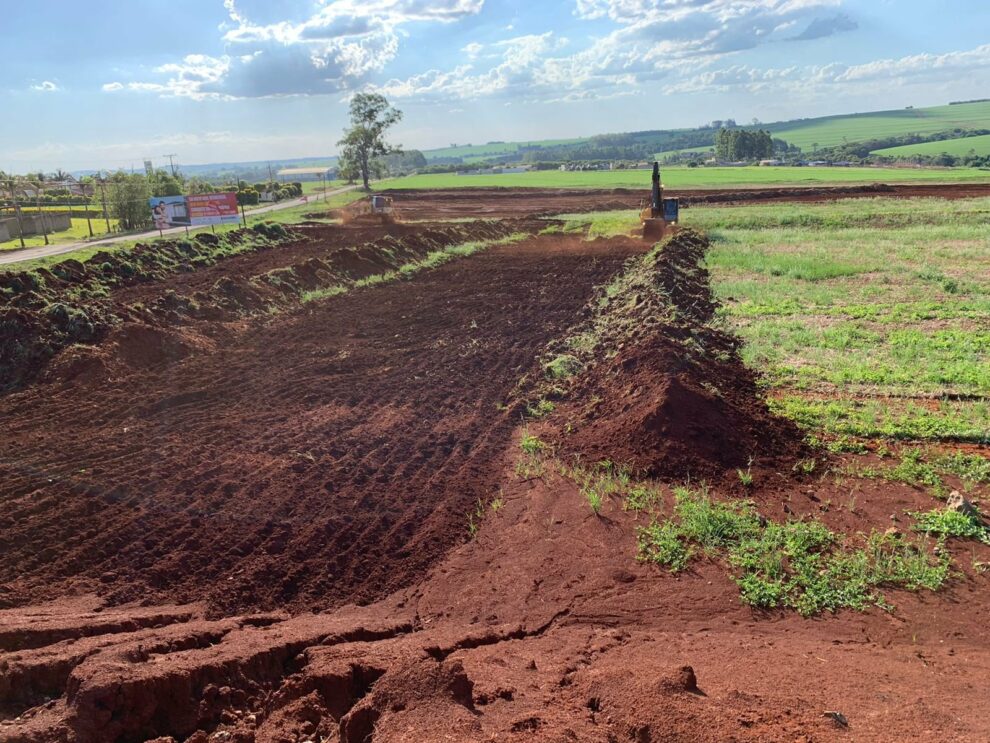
[
  {"left": 587, "top": 490, "right": 603, "bottom": 515},
  {"left": 519, "top": 432, "right": 546, "bottom": 456},
  {"left": 467, "top": 499, "right": 487, "bottom": 540},
  {"left": 737, "top": 459, "right": 754, "bottom": 487},
  {"left": 490, "top": 493, "right": 505, "bottom": 514},
  {"left": 525, "top": 398, "right": 555, "bottom": 418}
]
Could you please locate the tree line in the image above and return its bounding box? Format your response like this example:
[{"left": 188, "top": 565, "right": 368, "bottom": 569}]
[{"left": 714, "top": 128, "right": 775, "bottom": 160}]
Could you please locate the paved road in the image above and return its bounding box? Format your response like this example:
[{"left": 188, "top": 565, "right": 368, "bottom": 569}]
[{"left": 0, "top": 185, "right": 361, "bottom": 267}]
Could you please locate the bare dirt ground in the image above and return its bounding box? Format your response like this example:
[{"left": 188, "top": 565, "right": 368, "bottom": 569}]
[
  {"left": 379, "top": 182, "right": 990, "bottom": 220},
  {"left": 1, "top": 188, "right": 989, "bottom": 742}
]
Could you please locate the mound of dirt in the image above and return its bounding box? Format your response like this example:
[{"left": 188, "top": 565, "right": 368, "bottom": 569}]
[{"left": 546, "top": 229, "right": 803, "bottom": 478}]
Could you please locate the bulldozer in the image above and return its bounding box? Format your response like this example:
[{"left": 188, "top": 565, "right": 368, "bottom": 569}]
[
  {"left": 340, "top": 194, "right": 397, "bottom": 225},
  {"left": 640, "top": 162, "right": 679, "bottom": 240}
]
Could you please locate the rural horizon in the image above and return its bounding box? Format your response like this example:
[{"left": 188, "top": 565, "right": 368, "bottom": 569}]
[{"left": 17, "top": 94, "right": 986, "bottom": 176}]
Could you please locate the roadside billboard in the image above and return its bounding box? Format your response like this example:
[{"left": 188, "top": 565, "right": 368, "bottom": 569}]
[{"left": 150, "top": 193, "right": 240, "bottom": 230}]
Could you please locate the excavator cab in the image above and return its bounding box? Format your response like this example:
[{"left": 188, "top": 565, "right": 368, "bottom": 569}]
[{"left": 640, "top": 162, "right": 679, "bottom": 240}]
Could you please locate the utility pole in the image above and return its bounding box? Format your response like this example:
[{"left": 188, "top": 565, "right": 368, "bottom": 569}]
[
  {"left": 35, "top": 188, "right": 49, "bottom": 246},
  {"left": 97, "top": 173, "right": 111, "bottom": 234},
  {"left": 13, "top": 202, "right": 26, "bottom": 249},
  {"left": 85, "top": 190, "right": 94, "bottom": 238},
  {"left": 163, "top": 154, "right": 178, "bottom": 177}
]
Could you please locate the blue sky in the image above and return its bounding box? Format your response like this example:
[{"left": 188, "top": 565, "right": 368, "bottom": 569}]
[{"left": 3, "top": 0, "right": 989, "bottom": 172}]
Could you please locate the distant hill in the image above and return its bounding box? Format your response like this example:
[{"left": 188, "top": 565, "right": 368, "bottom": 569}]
[
  {"left": 66, "top": 100, "right": 990, "bottom": 180},
  {"left": 417, "top": 100, "right": 990, "bottom": 165},
  {"left": 871, "top": 132, "right": 990, "bottom": 159},
  {"left": 72, "top": 156, "right": 339, "bottom": 183},
  {"left": 765, "top": 101, "right": 990, "bottom": 150}
]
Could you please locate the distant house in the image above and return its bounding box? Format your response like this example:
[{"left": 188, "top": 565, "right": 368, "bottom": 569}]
[
  {"left": 759, "top": 159, "right": 784, "bottom": 166},
  {"left": 276, "top": 166, "right": 337, "bottom": 182}
]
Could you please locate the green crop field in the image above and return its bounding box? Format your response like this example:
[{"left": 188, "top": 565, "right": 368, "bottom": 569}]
[
  {"left": 770, "top": 101, "right": 990, "bottom": 150},
  {"left": 383, "top": 165, "right": 990, "bottom": 191},
  {"left": 873, "top": 133, "right": 990, "bottom": 159}
]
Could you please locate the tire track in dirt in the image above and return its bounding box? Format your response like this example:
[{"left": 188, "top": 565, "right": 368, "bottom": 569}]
[{"left": 0, "top": 234, "right": 644, "bottom": 616}]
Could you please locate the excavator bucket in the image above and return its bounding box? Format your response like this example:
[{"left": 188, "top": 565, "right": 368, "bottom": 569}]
[{"left": 642, "top": 218, "right": 667, "bottom": 240}]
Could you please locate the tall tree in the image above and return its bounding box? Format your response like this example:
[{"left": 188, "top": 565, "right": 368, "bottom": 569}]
[
  {"left": 337, "top": 93, "right": 402, "bottom": 190},
  {"left": 107, "top": 172, "right": 152, "bottom": 231}
]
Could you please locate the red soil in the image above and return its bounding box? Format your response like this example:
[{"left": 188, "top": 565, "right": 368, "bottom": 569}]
[
  {"left": 0, "top": 234, "right": 642, "bottom": 616},
  {"left": 1, "top": 211, "right": 989, "bottom": 742}
]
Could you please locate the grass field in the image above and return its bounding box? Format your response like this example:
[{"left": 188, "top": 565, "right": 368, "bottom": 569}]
[
  {"left": 0, "top": 217, "right": 120, "bottom": 252},
  {"left": 873, "top": 133, "right": 990, "bottom": 159},
  {"left": 770, "top": 101, "right": 990, "bottom": 150},
  {"left": 383, "top": 166, "right": 990, "bottom": 191},
  {"left": 691, "top": 197, "right": 990, "bottom": 447}
]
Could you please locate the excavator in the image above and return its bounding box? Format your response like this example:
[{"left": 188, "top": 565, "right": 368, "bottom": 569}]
[{"left": 640, "top": 162, "right": 679, "bottom": 239}]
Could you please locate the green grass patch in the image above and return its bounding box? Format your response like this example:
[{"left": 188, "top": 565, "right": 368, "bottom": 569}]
[
  {"left": 700, "top": 196, "right": 990, "bottom": 453},
  {"left": 638, "top": 487, "right": 950, "bottom": 615},
  {"left": 543, "top": 210, "right": 641, "bottom": 238},
  {"left": 0, "top": 217, "right": 121, "bottom": 252},
  {"left": 912, "top": 507, "right": 990, "bottom": 545},
  {"left": 873, "top": 133, "right": 990, "bottom": 159},
  {"left": 770, "top": 396, "right": 990, "bottom": 444}
]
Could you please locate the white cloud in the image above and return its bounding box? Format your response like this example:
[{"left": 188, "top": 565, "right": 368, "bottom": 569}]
[
  {"left": 110, "top": 0, "right": 484, "bottom": 99},
  {"left": 665, "top": 43, "right": 990, "bottom": 95},
  {"left": 31, "top": 80, "right": 59, "bottom": 92},
  {"left": 374, "top": 0, "right": 857, "bottom": 105},
  {"left": 101, "top": 82, "right": 125, "bottom": 92},
  {"left": 462, "top": 41, "right": 484, "bottom": 58}
]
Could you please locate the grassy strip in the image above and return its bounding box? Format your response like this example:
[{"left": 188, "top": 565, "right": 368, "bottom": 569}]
[
  {"left": 301, "top": 233, "right": 528, "bottom": 304},
  {"left": 540, "top": 210, "right": 640, "bottom": 238},
  {"left": 771, "top": 396, "right": 990, "bottom": 445},
  {"left": 637, "top": 486, "right": 950, "bottom": 616}
]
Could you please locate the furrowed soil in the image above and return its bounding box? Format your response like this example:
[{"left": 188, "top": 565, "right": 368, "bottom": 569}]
[
  {"left": 0, "top": 233, "right": 640, "bottom": 615},
  {"left": 1, "top": 198, "right": 989, "bottom": 742}
]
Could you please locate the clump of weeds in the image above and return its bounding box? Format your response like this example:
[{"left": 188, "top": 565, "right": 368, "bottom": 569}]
[{"left": 637, "top": 486, "right": 951, "bottom": 616}]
